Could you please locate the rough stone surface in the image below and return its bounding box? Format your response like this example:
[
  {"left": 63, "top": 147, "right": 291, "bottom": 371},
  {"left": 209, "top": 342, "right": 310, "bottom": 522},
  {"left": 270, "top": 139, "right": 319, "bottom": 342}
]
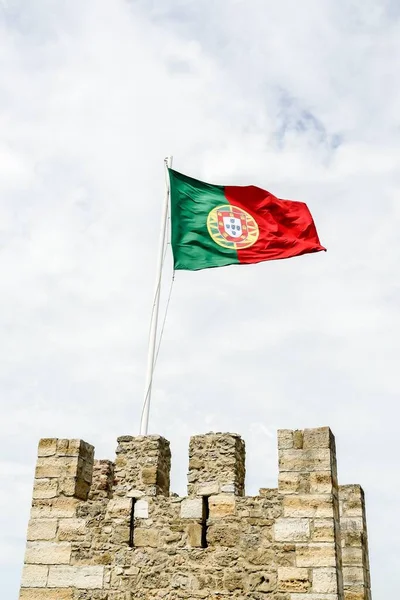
[{"left": 19, "top": 428, "right": 372, "bottom": 600}]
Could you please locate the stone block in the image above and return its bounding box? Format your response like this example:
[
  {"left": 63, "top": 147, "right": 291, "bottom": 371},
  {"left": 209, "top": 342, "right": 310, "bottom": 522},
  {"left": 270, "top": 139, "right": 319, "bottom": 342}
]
[
  {"left": 33, "top": 480, "right": 58, "bottom": 500},
  {"left": 207, "top": 523, "right": 240, "bottom": 547},
  {"left": 106, "top": 498, "right": 131, "bottom": 518},
  {"left": 277, "top": 567, "right": 310, "bottom": 592},
  {"left": 30, "top": 498, "right": 79, "bottom": 519},
  {"left": 25, "top": 542, "right": 71, "bottom": 565},
  {"left": 274, "top": 518, "right": 310, "bottom": 542},
  {"left": 221, "top": 483, "right": 236, "bottom": 493},
  {"left": 187, "top": 522, "right": 203, "bottom": 547},
  {"left": 197, "top": 482, "right": 220, "bottom": 496},
  {"left": 141, "top": 466, "right": 157, "bottom": 485},
  {"left": 343, "top": 592, "right": 365, "bottom": 600},
  {"left": 248, "top": 572, "right": 277, "bottom": 593},
  {"left": 20, "top": 590, "right": 73, "bottom": 600},
  {"left": 310, "top": 471, "right": 334, "bottom": 494},
  {"left": 343, "top": 566, "right": 365, "bottom": 585},
  {"left": 278, "top": 430, "right": 294, "bottom": 449},
  {"left": 312, "top": 519, "right": 335, "bottom": 542},
  {"left": 303, "top": 427, "right": 333, "bottom": 449},
  {"left": 293, "top": 430, "right": 304, "bottom": 449},
  {"left": 312, "top": 567, "right": 338, "bottom": 593},
  {"left": 21, "top": 565, "right": 48, "bottom": 588},
  {"left": 278, "top": 472, "right": 301, "bottom": 494},
  {"left": 47, "top": 565, "right": 104, "bottom": 589},
  {"left": 342, "top": 546, "right": 363, "bottom": 565},
  {"left": 38, "top": 439, "right": 57, "bottom": 457},
  {"left": 57, "top": 519, "right": 87, "bottom": 541},
  {"left": 291, "top": 595, "right": 337, "bottom": 600},
  {"left": 283, "top": 495, "right": 334, "bottom": 518},
  {"left": 209, "top": 495, "right": 236, "bottom": 518},
  {"left": 126, "top": 489, "right": 144, "bottom": 498},
  {"left": 27, "top": 520, "right": 58, "bottom": 541},
  {"left": 223, "top": 570, "right": 245, "bottom": 591},
  {"left": 180, "top": 498, "right": 203, "bottom": 519},
  {"left": 279, "top": 449, "right": 332, "bottom": 473},
  {"left": 35, "top": 457, "right": 78, "bottom": 479},
  {"left": 134, "top": 528, "right": 159, "bottom": 548},
  {"left": 296, "top": 543, "right": 337, "bottom": 568},
  {"left": 135, "top": 499, "right": 149, "bottom": 519}
]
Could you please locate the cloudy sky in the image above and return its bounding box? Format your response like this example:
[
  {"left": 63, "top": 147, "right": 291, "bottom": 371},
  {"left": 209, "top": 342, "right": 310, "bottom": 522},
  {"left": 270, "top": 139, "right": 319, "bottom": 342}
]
[{"left": 1, "top": 0, "right": 399, "bottom": 597}]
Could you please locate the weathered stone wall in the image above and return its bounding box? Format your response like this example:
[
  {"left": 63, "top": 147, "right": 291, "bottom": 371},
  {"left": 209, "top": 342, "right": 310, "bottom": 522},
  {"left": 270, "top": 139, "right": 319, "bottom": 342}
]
[{"left": 19, "top": 427, "right": 372, "bottom": 600}]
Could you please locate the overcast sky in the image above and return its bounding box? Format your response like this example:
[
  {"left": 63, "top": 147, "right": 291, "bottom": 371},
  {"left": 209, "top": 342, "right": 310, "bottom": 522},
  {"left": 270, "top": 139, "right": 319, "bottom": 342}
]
[{"left": 1, "top": 1, "right": 399, "bottom": 598}]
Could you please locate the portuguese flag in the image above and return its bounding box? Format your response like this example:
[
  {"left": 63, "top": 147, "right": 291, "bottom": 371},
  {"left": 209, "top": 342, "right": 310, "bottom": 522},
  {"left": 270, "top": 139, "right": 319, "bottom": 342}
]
[{"left": 169, "top": 169, "right": 325, "bottom": 271}]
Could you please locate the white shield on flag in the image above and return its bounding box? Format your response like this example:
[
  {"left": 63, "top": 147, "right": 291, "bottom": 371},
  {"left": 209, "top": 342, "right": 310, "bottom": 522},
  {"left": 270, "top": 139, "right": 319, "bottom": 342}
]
[{"left": 223, "top": 216, "right": 242, "bottom": 238}]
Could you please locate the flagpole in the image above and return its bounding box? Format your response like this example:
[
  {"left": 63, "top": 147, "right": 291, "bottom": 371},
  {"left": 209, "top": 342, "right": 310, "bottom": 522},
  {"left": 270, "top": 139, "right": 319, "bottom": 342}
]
[{"left": 139, "top": 156, "right": 173, "bottom": 436}]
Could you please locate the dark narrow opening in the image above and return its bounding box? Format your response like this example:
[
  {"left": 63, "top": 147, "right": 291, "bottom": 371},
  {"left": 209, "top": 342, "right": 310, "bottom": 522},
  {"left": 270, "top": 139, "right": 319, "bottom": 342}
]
[
  {"left": 201, "top": 496, "right": 209, "bottom": 548},
  {"left": 129, "top": 498, "right": 136, "bottom": 547}
]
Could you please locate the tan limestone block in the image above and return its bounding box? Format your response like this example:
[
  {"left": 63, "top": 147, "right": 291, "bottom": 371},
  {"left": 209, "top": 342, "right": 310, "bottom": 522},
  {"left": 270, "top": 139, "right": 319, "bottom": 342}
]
[
  {"left": 293, "top": 430, "right": 304, "bottom": 449},
  {"left": 340, "top": 516, "right": 364, "bottom": 534},
  {"left": 290, "top": 594, "right": 337, "bottom": 600},
  {"left": 180, "top": 498, "right": 203, "bottom": 519},
  {"left": 343, "top": 566, "right": 365, "bottom": 585},
  {"left": 38, "top": 439, "right": 57, "bottom": 457},
  {"left": 223, "top": 570, "right": 245, "bottom": 591},
  {"left": 27, "top": 520, "right": 58, "bottom": 541},
  {"left": 187, "top": 522, "right": 203, "bottom": 547},
  {"left": 35, "top": 457, "right": 78, "bottom": 479},
  {"left": 25, "top": 542, "right": 71, "bottom": 565},
  {"left": 279, "top": 449, "right": 332, "bottom": 473},
  {"left": 21, "top": 565, "right": 49, "bottom": 588},
  {"left": 20, "top": 589, "right": 73, "bottom": 600},
  {"left": 279, "top": 472, "right": 315, "bottom": 495},
  {"left": 30, "top": 498, "right": 79, "bottom": 519},
  {"left": 277, "top": 567, "right": 310, "bottom": 592},
  {"left": 278, "top": 430, "right": 294, "bottom": 449},
  {"left": 126, "top": 489, "right": 144, "bottom": 498},
  {"left": 312, "top": 567, "right": 338, "bottom": 593},
  {"left": 283, "top": 494, "right": 333, "bottom": 518},
  {"left": 197, "top": 481, "right": 220, "bottom": 496},
  {"left": 62, "top": 439, "right": 94, "bottom": 458},
  {"left": 32, "top": 480, "right": 58, "bottom": 500},
  {"left": 342, "top": 546, "right": 363, "bottom": 565},
  {"left": 296, "top": 543, "right": 337, "bottom": 568},
  {"left": 105, "top": 498, "right": 131, "bottom": 518},
  {"left": 141, "top": 466, "right": 157, "bottom": 485},
  {"left": 207, "top": 523, "right": 240, "bottom": 547},
  {"left": 278, "top": 472, "right": 301, "bottom": 494},
  {"left": 341, "top": 500, "right": 364, "bottom": 517},
  {"left": 303, "top": 427, "right": 333, "bottom": 449},
  {"left": 342, "top": 530, "right": 363, "bottom": 548},
  {"left": 57, "top": 519, "right": 87, "bottom": 541},
  {"left": 209, "top": 495, "right": 236, "bottom": 518},
  {"left": 274, "top": 518, "right": 310, "bottom": 542},
  {"left": 310, "top": 472, "right": 334, "bottom": 494},
  {"left": 312, "top": 519, "right": 335, "bottom": 542},
  {"left": 344, "top": 592, "right": 365, "bottom": 600},
  {"left": 134, "top": 528, "right": 159, "bottom": 547},
  {"left": 47, "top": 565, "right": 104, "bottom": 589},
  {"left": 248, "top": 572, "right": 277, "bottom": 593}
]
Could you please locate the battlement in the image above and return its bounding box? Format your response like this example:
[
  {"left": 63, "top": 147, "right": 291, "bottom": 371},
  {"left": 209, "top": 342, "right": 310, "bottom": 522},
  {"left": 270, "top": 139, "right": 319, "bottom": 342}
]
[{"left": 19, "top": 427, "right": 372, "bottom": 600}]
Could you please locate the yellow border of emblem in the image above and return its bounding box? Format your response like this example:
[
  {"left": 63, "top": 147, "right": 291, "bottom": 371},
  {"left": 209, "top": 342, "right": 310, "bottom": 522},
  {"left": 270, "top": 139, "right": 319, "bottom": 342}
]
[{"left": 207, "top": 204, "right": 259, "bottom": 249}]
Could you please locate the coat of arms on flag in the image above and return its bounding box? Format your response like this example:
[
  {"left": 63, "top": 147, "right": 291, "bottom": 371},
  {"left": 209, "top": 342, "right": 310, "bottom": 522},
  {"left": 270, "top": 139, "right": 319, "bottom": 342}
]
[{"left": 207, "top": 204, "right": 259, "bottom": 250}]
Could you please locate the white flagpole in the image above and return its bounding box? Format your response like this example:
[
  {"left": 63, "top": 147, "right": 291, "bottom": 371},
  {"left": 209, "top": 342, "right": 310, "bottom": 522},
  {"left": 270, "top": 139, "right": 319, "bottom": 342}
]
[{"left": 139, "top": 156, "right": 173, "bottom": 435}]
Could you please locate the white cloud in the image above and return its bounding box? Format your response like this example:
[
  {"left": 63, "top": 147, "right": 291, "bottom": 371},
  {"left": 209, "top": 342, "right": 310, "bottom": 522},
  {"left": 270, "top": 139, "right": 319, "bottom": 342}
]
[{"left": 0, "top": 0, "right": 399, "bottom": 597}]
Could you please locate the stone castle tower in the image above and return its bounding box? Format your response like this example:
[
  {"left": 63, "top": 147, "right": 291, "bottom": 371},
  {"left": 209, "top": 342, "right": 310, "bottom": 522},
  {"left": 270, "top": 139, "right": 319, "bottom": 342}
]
[{"left": 19, "top": 427, "right": 372, "bottom": 599}]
